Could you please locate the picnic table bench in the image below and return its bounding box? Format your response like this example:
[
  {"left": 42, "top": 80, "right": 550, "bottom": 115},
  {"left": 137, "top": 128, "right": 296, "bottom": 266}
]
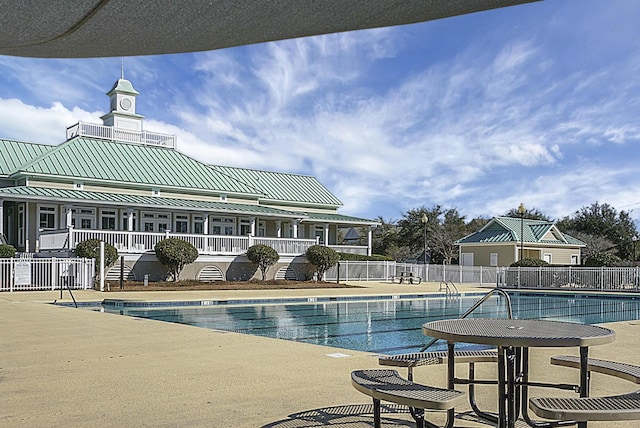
[{"left": 390, "top": 271, "right": 422, "bottom": 284}]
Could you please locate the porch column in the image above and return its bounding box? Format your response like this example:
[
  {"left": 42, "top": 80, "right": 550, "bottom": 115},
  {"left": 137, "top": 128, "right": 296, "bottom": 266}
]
[
  {"left": 65, "top": 205, "right": 73, "bottom": 228},
  {"left": 0, "top": 199, "right": 3, "bottom": 239},
  {"left": 367, "top": 227, "right": 373, "bottom": 256},
  {"left": 127, "top": 209, "right": 134, "bottom": 231},
  {"left": 276, "top": 220, "right": 282, "bottom": 238},
  {"left": 250, "top": 217, "right": 256, "bottom": 236},
  {"left": 203, "top": 214, "right": 209, "bottom": 234},
  {"left": 293, "top": 219, "right": 299, "bottom": 238},
  {"left": 323, "top": 223, "right": 329, "bottom": 245},
  {"left": 25, "top": 201, "right": 30, "bottom": 252}
]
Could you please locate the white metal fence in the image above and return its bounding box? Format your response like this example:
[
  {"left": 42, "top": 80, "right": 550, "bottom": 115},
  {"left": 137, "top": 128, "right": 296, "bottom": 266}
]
[
  {"left": 500, "top": 266, "right": 640, "bottom": 292},
  {"left": 0, "top": 257, "right": 95, "bottom": 292},
  {"left": 325, "top": 262, "right": 640, "bottom": 292},
  {"left": 324, "top": 261, "right": 499, "bottom": 285}
]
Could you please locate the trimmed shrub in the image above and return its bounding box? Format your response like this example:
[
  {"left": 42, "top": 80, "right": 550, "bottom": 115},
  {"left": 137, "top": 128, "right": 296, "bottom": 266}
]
[
  {"left": 0, "top": 244, "right": 16, "bottom": 258},
  {"left": 510, "top": 258, "right": 550, "bottom": 267},
  {"left": 246, "top": 244, "right": 279, "bottom": 280},
  {"left": 305, "top": 245, "right": 339, "bottom": 280},
  {"left": 584, "top": 252, "right": 623, "bottom": 267},
  {"left": 74, "top": 239, "right": 118, "bottom": 274},
  {"left": 154, "top": 238, "right": 198, "bottom": 281}
]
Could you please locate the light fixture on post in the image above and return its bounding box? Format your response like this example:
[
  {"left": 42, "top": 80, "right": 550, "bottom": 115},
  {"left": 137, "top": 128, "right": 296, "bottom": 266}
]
[
  {"left": 517, "top": 203, "right": 526, "bottom": 262},
  {"left": 421, "top": 213, "right": 428, "bottom": 279},
  {"left": 633, "top": 235, "right": 638, "bottom": 263}
]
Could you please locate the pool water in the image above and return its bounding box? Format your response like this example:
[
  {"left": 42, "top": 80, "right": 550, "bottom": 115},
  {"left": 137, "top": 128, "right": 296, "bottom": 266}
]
[{"left": 102, "top": 292, "right": 640, "bottom": 355}]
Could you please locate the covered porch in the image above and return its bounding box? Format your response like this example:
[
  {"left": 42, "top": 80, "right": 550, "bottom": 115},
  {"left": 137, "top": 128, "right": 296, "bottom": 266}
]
[{"left": 0, "top": 187, "right": 374, "bottom": 257}]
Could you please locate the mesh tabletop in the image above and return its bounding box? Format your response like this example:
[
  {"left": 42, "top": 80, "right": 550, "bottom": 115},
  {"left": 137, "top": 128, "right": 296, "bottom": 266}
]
[{"left": 422, "top": 318, "right": 615, "bottom": 348}]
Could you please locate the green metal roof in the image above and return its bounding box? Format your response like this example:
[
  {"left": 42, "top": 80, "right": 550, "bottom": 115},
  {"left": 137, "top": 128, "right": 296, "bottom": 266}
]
[
  {"left": 0, "top": 139, "right": 52, "bottom": 176},
  {"left": 107, "top": 78, "right": 139, "bottom": 95},
  {"left": 212, "top": 165, "right": 343, "bottom": 207},
  {"left": 457, "top": 216, "right": 584, "bottom": 246},
  {"left": 13, "top": 137, "right": 260, "bottom": 195},
  {"left": 303, "top": 212, "right": 379, "bottom": 225},
  {"left": 0, "top": 186, "right": 302, "bottom": 217}
]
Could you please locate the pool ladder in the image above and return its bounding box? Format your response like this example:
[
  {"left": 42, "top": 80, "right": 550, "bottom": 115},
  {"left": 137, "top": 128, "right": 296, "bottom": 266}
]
[
  {"left": 439, "top": 280, "right": 459, "bottom": 297},
  {"left": 420, "top": 288, "right": 513, "bottom": 352}
]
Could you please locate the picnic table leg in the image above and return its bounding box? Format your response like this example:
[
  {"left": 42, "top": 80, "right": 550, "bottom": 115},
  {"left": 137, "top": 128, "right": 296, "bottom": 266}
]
[
  {"left": 506, "top": 346, "right": 517, "bottom": 428},
  {"left": 578, "top": 346, "right": 589, "bottom": 428},
  {"left": 445, "top": 342, "right": 456, "bottom": 428},
  {"left": 497, "top": 346, "right": 507, "bottom": 428}
]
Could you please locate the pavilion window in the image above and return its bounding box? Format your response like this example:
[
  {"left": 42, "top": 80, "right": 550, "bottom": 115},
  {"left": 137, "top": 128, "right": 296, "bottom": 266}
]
[
  {"left": 175, "top": 215, "right": 188, "bottom": 233},
  {"left": 17, "top": 204, "right": 24, "bottom": 246},
  {"left": 211, "top": 217, "right": 235, "bottom": 236},
  {"left": 38, "top": 205, "right": 57, "bottom": 229},
  {"left": 193, "top": 216, "right": 204, "bottom": 234},
  {"left": 71, "top": 207, "right": 95, "bottom": 229},
  {"left": 101, "top": 210, "right": 117, "bottom": 230},
  {"left": 240, "top": 219, "right": 251, "bottom": 235}
]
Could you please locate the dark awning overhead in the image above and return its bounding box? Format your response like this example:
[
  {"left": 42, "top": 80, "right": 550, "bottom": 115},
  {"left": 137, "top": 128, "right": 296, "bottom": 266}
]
[{"left": 0, "top": 0, "right": 538, "bottom": 58}]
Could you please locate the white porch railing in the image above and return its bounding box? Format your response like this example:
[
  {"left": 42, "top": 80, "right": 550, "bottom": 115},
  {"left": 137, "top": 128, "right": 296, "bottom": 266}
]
[
  {"left": 66, "top": 121, "right": 176, "bottom": 149},
  {"left": 37, "top": 228, "right": 370, "bottom": 256}
]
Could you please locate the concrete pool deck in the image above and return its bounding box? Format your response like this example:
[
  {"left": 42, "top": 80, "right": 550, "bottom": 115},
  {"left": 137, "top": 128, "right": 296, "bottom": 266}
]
[{"left": 2, "top": 281, "right": 640, "bottom": 427}]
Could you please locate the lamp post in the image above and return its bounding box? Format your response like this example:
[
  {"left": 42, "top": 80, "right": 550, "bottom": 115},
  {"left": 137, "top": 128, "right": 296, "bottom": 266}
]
[
  {"left": 421, "top": 214, "right": 428, "bottom": 279},
  {"left": 633, "top": 235, "right": 638, "bottom": 262},
  {"left": 517, "top": 203, "right": 526, "bottom": 261}
]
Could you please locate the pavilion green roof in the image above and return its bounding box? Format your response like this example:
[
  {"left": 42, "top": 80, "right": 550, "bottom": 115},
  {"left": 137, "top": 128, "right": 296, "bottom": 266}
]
[
  {"left": 303, "top": 212, "right": 379, "bottom": 225},
  {"left": 212, "top": 165, "right": 343, "bottom": 207},
  {"left": 457, "top": 216, "right": 584, "bottom": 246},
  {"left": 0, "top": 139, "right": 52, "bottom": 176},
  {"left": 12, "top": 137, "right": 260, "bottom": 196}
]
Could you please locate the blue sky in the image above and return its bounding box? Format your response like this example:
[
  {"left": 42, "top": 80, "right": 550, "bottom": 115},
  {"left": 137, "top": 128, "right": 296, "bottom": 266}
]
[{"left": 1, "top": 0, "right": 639, "bottom": 224}]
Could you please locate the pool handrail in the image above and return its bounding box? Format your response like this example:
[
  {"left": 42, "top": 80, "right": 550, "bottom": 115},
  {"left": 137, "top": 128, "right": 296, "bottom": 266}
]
[{"left": 419, "top": 288, "right": 513, "bottom": 352}]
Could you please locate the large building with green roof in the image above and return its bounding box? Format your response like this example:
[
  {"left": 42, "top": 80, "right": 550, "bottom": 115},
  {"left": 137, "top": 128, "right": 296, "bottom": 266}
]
[
  {"left": 0, "top": 78, "right": 378, "bottom": 281},
  {"left": 456, "top": 216, "right": 584, "bottom": 267}
]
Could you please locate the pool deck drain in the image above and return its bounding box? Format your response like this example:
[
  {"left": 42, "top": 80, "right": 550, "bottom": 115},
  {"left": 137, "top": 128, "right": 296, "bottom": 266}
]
[{"left": 2, "top": 281, "right": 640, "bottom": 427}]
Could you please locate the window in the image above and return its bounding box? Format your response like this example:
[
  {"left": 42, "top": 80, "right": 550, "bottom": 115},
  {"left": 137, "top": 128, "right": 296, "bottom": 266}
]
[
  {"left": 39, "top": 205, "right": 56, "bottom": 229},
  {"left": 490, "top": 253, "right": 498, "bottom": 267},
  {"left": 175, "top": 215, "right": 188, "bottom": 233},
  {"left": 71, "top": 207, "right": 95, "bottom": 230},
  {"left": 544, "top": 253, "right": 552, "bottom": 264},
  {"left": 151, "top": 189, "right": 161, "bottom": 197},
  {"left": 314, "top": 225, "right": 324, "bottom": 243},
  {"left": 258, "top": 221, "right": 266, "bottom": 237},
  {"left": 17, "top": 204, "right": 25, "bottom": 246},
  {"left": 240, "top": 219, "right": 251, "bottom": 235},
  {"left": 211, "top": 217, "right": 235, "bottom": 236},
  {"left": 220, "top": 194, "right": 227, "bottom": 202},
  {"left": 141, "top": 211, "right": 171, "bottom": 232},
  {"left": 73, "top": 181, "right": 84, "bottom": 190},
  {"left": 193, "top": 216, "right": 204, "bottom": 234},
  {"left": 571, "top": 254, "right": 579, "bottom": 265},
  {"left": 101, "top": 210, "right": 116, "bottom": 230}
]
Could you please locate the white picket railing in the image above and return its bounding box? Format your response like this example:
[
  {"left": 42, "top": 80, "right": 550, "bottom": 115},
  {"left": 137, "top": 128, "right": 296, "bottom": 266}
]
[
  {"left": 0, "top": 257, "right": 95, "bottom": 292},
  {"left": 66, "top": 121, "right": 176, "bottom": 148},
  {"left": 38, "top": 228, "right": 361, "bottom": 256}
]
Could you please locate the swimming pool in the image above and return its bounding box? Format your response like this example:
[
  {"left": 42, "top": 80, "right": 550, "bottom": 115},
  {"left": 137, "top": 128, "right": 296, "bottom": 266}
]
[{"left": 101, "top": 292, "right": 640, "bottom": 355}]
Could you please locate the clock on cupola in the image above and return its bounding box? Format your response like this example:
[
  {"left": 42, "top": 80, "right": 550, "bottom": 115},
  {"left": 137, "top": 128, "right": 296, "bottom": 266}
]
[{"left": 100, "top": 77, "right": 144, "bottom": 131}]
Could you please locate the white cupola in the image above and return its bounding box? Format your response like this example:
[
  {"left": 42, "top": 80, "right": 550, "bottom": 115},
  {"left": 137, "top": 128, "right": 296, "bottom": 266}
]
[{"left": 100, "top": 78, "right": 144, "bottom": 131}]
